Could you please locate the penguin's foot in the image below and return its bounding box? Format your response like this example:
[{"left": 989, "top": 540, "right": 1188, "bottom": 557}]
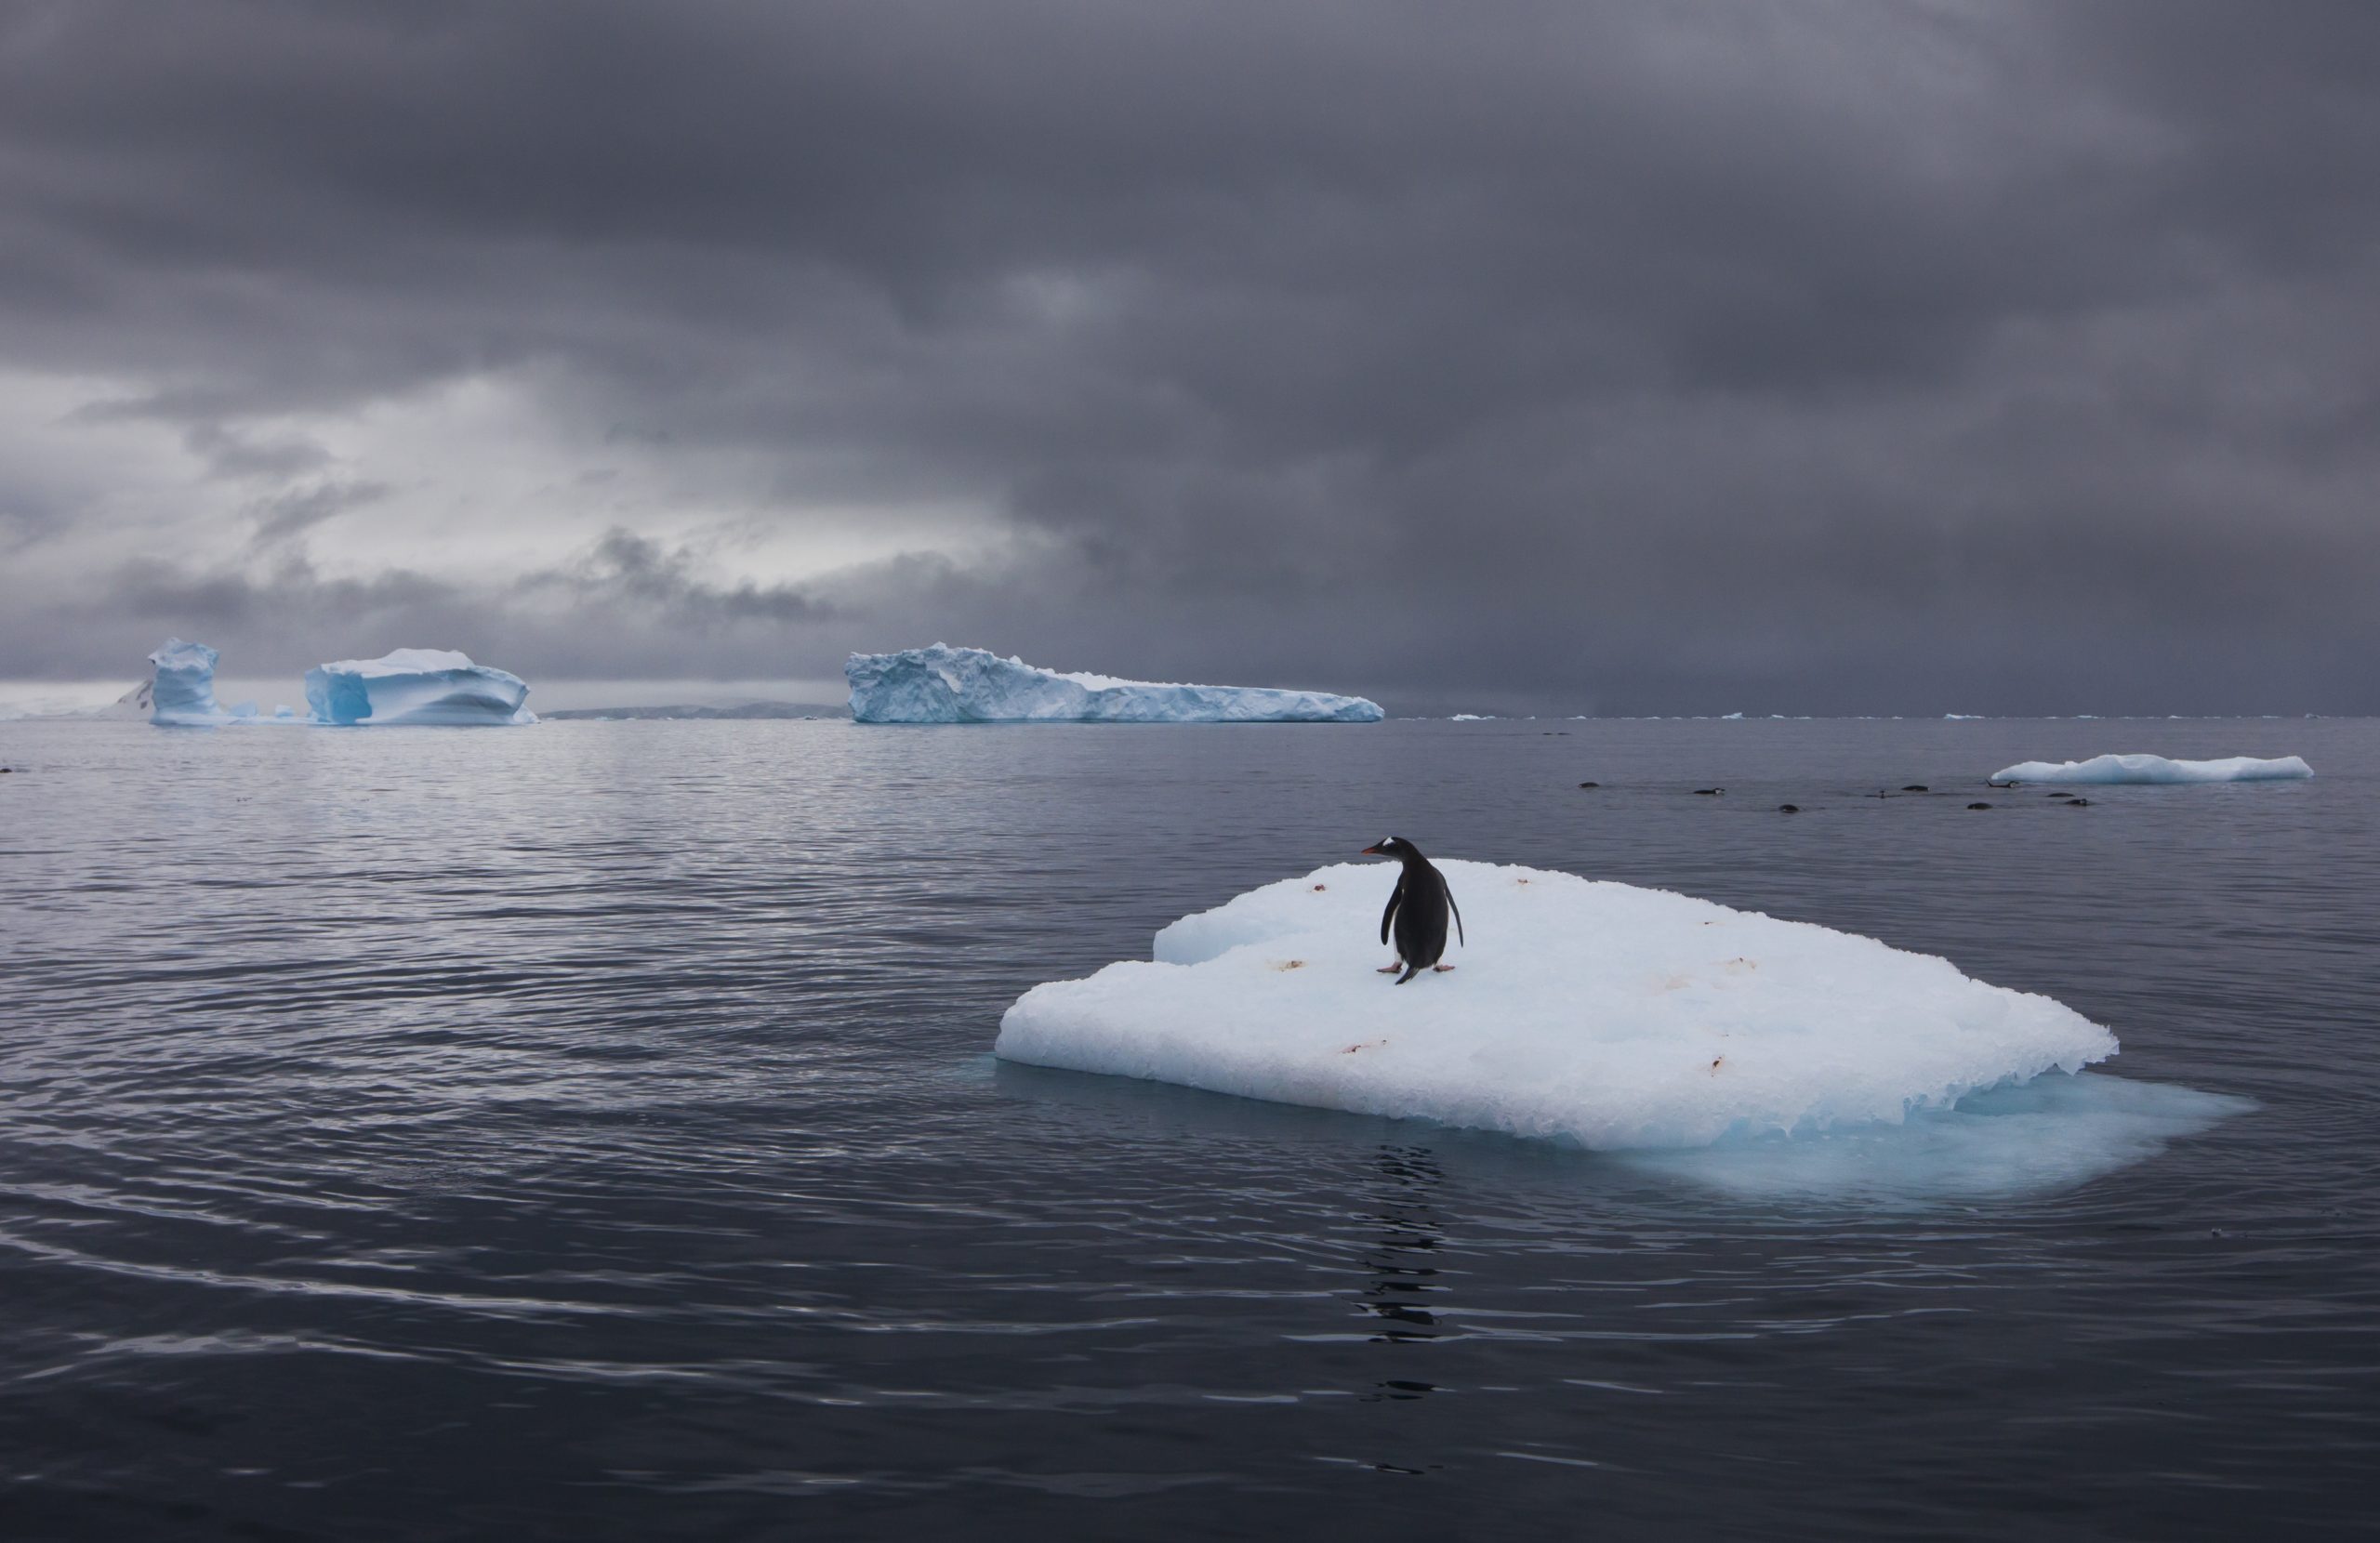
[
  {"left": 1377, "top": 962, "right": 1404, "bottom": 974},
  {"left": 1432, "top": 964, "right": 1456, "bottom": 972}
]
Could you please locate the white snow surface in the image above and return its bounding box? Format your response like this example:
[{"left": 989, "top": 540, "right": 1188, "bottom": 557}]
[
  {"left": 148, "top": 639, "right": 227, "bottom": 726},
  {"left": 1990, "top": 753, "right": 2312, "bottom": 785},
  {"left": 305, "top": 649, "right": 535, "bottom": 726},
  {"left": 845, "top": 643, "right": 1382, "bottom": 723},
  {"left": 997, "top": 861, "right": 2118, "bottom": 1151}
]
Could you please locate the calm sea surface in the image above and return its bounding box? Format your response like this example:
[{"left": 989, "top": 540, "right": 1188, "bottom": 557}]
[{"left": 1, "top": 717, "right": 2373, "bottom": 1541}]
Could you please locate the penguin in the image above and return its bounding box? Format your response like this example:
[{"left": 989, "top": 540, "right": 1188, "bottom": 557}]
[{"left": 1361, "top": 837, "right": 1464, "bottom": 984}]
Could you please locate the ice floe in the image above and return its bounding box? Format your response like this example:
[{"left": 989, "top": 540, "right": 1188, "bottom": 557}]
[
  {"left": 1989, "top": 753, "right": 2312, "bottom": 785},
  {"left": 998, "top": 861, "right": 2120, "bottom": 1152}
]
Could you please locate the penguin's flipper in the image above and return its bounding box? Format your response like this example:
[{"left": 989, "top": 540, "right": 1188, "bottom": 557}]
[
  {"left": 1447, "top": 884, "right": 1464, "bottom": 948},
  {"left": 1395, "top": 964, "right": 1420, "bottom": 985},
  {"left": 1380, "top": 876, "right": 1406, "bottom": 946}
]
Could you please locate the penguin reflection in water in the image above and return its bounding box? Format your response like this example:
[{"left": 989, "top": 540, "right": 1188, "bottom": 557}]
[{"left": 1361, "top": 837, "right": 1464, "bottom": 983}]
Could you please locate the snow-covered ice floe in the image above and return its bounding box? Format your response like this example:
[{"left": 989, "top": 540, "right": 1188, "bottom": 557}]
[
  {"left": 998, "top": 861, "right": 2132, "bottom": 1154},
  {"left": 846, "top": 643, "right": 1382, "bottom": 723},
  {"left": 305, "top": 649, "right": 535, "bottom": 726},
  {"left": 1989, "top": 753, "right": 2312, "bottom": 785}
]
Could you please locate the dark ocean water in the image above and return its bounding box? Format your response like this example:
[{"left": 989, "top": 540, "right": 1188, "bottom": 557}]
[{"left": 1, "top": 716, "right": 2373, "bottom": 1542}]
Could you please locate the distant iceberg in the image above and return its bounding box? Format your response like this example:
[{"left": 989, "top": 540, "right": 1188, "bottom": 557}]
[
  {"left": 148, "top": 639, "right": 230, "bottom": 726},
  {"left": 133, "top": 640, "right": 534, "bottom": 727},
  {"left": 998, "top": 861, "right": 2120, "bottom": 1152},
  {"left": 1989, "top": 753, "right": 2312, "bottom": 786},
  {"left": 305, "top": 650, "right": 534, "bottom": 726},
  {"left": 846, "top": 644, "right": 1382, "bottom": 723}
]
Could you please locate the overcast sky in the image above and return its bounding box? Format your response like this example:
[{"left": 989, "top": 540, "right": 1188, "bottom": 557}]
[{"left": 4, "top": 0, "right": 2375, "bottom": 714}]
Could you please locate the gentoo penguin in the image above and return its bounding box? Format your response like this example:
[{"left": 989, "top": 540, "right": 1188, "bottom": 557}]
[{"left": 1361, "top": 837, "right": 1464, "bottom": 984}]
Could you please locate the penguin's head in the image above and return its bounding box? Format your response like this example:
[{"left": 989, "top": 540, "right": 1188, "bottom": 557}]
[{"left": 1361, "top": 836, "right": 1414, "bottom": 859}]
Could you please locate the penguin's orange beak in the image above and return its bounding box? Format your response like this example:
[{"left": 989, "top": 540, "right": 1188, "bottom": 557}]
[{"left": 1360, "top": 844, "right": 1384, "bottom": 855}]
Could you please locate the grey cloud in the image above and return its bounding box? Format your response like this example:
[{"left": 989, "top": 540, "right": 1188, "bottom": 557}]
[
  {"left": 1, "top": 1, "right": 2375, "bottom": 711},
  {"left": 249, "top": 478, "right": 392, "bottom": 545},
  {"left": 513, "top": 527, "right": 840, "bottom": 631}
]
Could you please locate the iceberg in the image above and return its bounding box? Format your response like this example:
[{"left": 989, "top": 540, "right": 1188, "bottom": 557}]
[
  {"left": 1989, "top": 753, "right": 2312, "bottom": 785},
  {"left": 845, "top": 644, "right": 1382, "bottom": 723},
  {"left": 304, "top": 649, "right": 535, "bottom": 726},
  {"left": 998, "top": 861, "right": 2119, "bottom": 1152},
  {"left": 130, "top": 640, "right": 536, "bottom": 727},
  {"left": 147, "top": 639, "right": 229, "bottom": 726}
]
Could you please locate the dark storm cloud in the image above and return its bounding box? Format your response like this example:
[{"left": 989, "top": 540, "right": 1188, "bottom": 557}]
[{"left": 2, "top": 0, "right": 2375, "bottom": 710}]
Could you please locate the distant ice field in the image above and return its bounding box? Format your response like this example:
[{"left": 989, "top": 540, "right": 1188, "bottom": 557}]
[{"left": 1990, "top": 752, "right": 2314, "bottom": 785}]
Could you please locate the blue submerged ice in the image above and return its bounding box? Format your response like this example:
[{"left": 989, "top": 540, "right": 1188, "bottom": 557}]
[
  {"left": 305, "top": 650, "right": 535, "bottom": 726},
  {"left": 140, "top": 640, "right": 534, "bottom": 727},
  {"left": 846, "top": 643, "right": 1383, "bottom": 723}
]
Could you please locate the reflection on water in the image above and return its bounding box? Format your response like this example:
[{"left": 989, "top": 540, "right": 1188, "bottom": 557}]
[{"left": 1357, "top": 1146, "right": 1446, "bottom": 1369}]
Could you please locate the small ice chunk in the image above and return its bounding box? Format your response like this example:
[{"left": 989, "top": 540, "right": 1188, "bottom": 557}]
[
  {"left": 846, "top": 643, "right": 1382, "bottom": 723},
  {"left": 1990, "top": 753, "right": 2312, "bottom": 785},
  {"left": 997, "top": 861, "right": 2119, "bottom": 1151},
  {"left": 147, "top": 639, "right": 228, "bottom": 726},
  {"left": 303, "top": 649, "right": 535, "bottom": 726}
]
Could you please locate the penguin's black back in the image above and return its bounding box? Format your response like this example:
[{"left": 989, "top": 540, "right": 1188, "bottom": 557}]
[{"left": 1385, "top": 855, "right": 1459, "bottom": 982}]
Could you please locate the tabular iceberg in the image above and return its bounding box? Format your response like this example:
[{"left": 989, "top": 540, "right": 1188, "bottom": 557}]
[
  {"left": 1989, "top": 753, "right": 2313, "bottom": 785},
  {"left": 304, "top": 650, "right": 535, "bottom": 726},
  {"left": 998, "top": 861, "right": 2118, "bottom": 1151},
  {"left": 846, "top": 644, "right": 1383, "bottom": 723},
  {"left": 148, "top": 639, "right": 229, "bottom": 726}
]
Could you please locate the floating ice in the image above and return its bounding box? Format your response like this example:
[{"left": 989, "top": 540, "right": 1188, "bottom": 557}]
[
  {"left": 305, "top": 649, "right": 536, "bottom": 726},
  {"left": 846, "top": 643, "right": 1382, "bottom": 723},
  {"left": 1617, "top": 1073, "right": 2252, "bottom": 1203},
  {"left": 998, "top": 861, "right": 2118, "bottom": 1151},
  {"left": 147, "top": 639, "right": 228, "bottom": 726},
  {"left": 1989, "top": 753, "right": 2312, "bottom": 785}
]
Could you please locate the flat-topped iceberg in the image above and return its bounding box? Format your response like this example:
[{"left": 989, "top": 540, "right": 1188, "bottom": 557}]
[
  {"left": 148, "top": 639, "right": 229, "bottom": 726},
  {"left": 998, "top": 861, "right": 2118, "bottom": 1151},
  {"left": 1990, "top": 753, "right": 2312, "bottom": 785},
  {"left": 305, "top": 649, "right": 535, "bottom": 726},
  {"left": 846, "top": 643, "right": 1382, "bottom": 723}
]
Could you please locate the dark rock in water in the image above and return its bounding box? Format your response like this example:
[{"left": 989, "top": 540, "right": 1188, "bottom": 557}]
[
  {"left": 1778, "top": 804, "right": 1800, "bottom": 813},
  {"left": 2068, "top": 798, "right": 2091, "bottom": 807},
  {"left": 1967, "top": 801, "right": 1992, "bottom": 810},
  {"left": 1693, "top": 787, "right": 1725, "bottom": 797},
  {"left": 1902, "top": 785, "right": 1928, "bottom": 793},
  {"left": 1577, "top": 781, "right": 1600, "bottom": 789}
]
